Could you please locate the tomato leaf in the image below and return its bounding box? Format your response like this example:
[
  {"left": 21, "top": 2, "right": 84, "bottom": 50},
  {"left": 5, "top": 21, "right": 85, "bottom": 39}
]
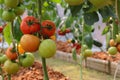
[
  {"left": 72, "top": 48, "right": 77, "bottom": 61},
  {"left": 84, "top": 34, "right": 93, "bottom": 49},
  {"left": 102, "top": 26, "right": 110, "bottom": 35},
  {"left": 3, "top": 23, "right": 12, "bottom": 45},
  {"left": 99, "top": 6, "right": 116, "bottom": 22},
  {"left": 13, "top": 17, "right": 23, "bottom": 42},
  {"left": 51, "top": 0, "right": 61, "bottom": 3},
  {"left": 84, "top": 12, "right": 99, "bottom": 25}
]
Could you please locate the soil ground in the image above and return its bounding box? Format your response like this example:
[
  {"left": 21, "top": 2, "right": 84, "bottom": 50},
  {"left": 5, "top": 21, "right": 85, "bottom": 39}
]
[{"left": 45, "top": 58, "right": 120, "bottom": 80}]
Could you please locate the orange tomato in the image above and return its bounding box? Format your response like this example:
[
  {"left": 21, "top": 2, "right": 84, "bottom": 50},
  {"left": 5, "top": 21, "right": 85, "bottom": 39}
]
[
  {"left": 50, "top": 35, "right": 56, "bottom": 41},
  {"left": 109, "top": 39, "right": 116, "bottom": 46},
  {"left": 18, "top": 44, "right": 25, "bottom": 54},
  {"left": 6, "top": 47, "right": 18, "bottom": 60}
]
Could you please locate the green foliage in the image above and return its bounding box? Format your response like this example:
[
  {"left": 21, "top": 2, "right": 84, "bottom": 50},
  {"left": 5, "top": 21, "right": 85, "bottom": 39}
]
[
  {"left": 13, "top": 17, "right": 23, "bottom": 42},
  {"left": 102, "top": 26, "right": 110, "bottom": 35},
  {"left": 72, "top": 48, "right": 77, "bottom": 61},
  {"left": 3, "top": 23, "right": 12, "bottom": 45}
]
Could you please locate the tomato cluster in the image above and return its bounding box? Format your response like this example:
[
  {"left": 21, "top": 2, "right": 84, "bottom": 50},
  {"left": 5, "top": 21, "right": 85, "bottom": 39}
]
[
  {"left": 1, "top": 0, "right": 25, "bottom": 22},
  {"left": 108, "top": 33, "right": 120, "bottom": 55}
]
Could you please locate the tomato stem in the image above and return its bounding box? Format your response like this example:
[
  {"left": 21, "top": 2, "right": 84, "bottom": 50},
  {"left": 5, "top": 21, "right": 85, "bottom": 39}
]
[
  {"left": 7, "top": 74, "right": 11, "bottom": 80},
  {"left": 41, "top": 57, "right": 49, "bottom": 80}
]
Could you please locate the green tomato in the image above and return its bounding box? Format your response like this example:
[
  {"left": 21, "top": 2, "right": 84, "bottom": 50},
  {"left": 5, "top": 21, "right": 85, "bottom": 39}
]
[
  {"left": 0, "top": 54, "right": 8, "bottom": 64},
  {"left": 39, "top": 39, "right": 56, "bottom": 58},
  {"left": 64, "top": 0, "right": 83, "bottom": 6},
  {"left": 83, "top": 49, "right": 92, "bottom": 58},
  {"left": 108, "top": 47, "right": 117, "bottom": 55},
  {"left": 89, "top": 0, "right": 112, "bottom": 9},
  {"left": 0, "top": 0, "right": 4, "bottom": 4},
  {"left": 14, "top": 5, "right": 25, "bottom": 16},
  {"left": 3, "top": 60, "right": 19, "bottom": 74},
  {"left": 4, "top": 0, "right": 19, "bottom": 8},
  {"left": 2, "top": 10, "right": 16, "bottom": 21},
  {"left": 19, "top": 0, "right": 23, "bottom": 3},
  {"left": 20, "top": 52, "right": 35, "bottom": 67},
  {"left": 82, "top": 44, "right": 88, "bottom": 51},
  {"left": 116, "top": 34, "right": 120, "bottom": 43}
]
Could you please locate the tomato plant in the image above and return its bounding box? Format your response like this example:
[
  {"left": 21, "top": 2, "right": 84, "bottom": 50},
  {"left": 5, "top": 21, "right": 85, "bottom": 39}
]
[
  {"left": 39, "top": 39, "right": 56, "bottom": 58},
  {"left": 0, "top": 26, "right": 3, "bottom": 33},
  {"left": 19, "top": 52, "right": 35, "bottom": 67},
  {"left": 20, "top": 16, "right": 40, "bottom": 34},
  {"left": 41, "top": 20, "right": 56, "bottom": 37},
  {"left": 20, "top": 34, "right": 40, "bottom": 52}
]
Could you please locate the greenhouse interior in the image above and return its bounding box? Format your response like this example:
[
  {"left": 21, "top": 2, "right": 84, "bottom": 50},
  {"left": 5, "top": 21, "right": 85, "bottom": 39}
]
[{"left": 0, "top": 0, "right": 120, "bottom": 80}]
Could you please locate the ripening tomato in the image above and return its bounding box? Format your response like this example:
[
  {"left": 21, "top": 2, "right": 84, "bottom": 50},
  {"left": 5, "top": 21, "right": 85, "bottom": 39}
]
[
  {"left": 109, "top": 39, "right": 116, "bottom": 46},
  {"left": 20, "top": 16, "right": 40, "bottom": 34},
  {"left": 18, "top": 44, "right": 25, "bottom": 54},
  {"left": 40, "top": 20, "right": 56, "bottom": 37},
  {"left": 20, "top": 34, "right": 40, "bottom": 52},
  {"left": 5, "top": 47, "right": 18, "bottom": 60},
  {"left": 0, "top": 26, "right": 3, "bottom": 33}
]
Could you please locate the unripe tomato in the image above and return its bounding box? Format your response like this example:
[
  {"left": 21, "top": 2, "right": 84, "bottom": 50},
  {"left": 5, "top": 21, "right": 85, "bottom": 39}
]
[
  {"left": 20, "top": 34, "right": 40, "bottom": 52},
  {"left": 6, "top": 47, "right": 18, "bottom": 60},
  {"left": 39, "top": 39, "right": 56, "bottom": 58},
  {"left": 89, "top": 0, "right": 112, "bottom": 9},
  {"left": 41, "top": 20, "right": 56, "bottom": 37},
  {"left": 20, "top": 16, "right": 40, "bottom": 34},
  {"left": 19, "top": 52, "right": 35, "bottom": 67},
  {"left": 108, "top": 47, "right": 117, "bottom": 55},
  {"left": 64, "top": 0, "right": 83, "bottom": 6},
  {"left": 2, "top": 10, "right": 16, "bottom": 22},
  {"left": 116, "top": 34, "right": 120, "bottom": 43},
  {"left": 3, "top": 60, "right": 19, "bottom": 74},
  {"left": 83, "top": 49, "right": 92, "bottom": 58},
  {"left": 14, "top": 5, "right": 25, "bottom": 16},
  {"left": 4, "top": 0, "right": 19, "bottom": 8}
]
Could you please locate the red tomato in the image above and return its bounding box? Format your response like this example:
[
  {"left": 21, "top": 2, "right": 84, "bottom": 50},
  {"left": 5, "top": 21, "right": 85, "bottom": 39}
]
[
  {"left": 0, "top": 26, "right": 3, "bottom": 33},
  {"left": 41, "top": 20, "right": 56, "bottom": 37},
  {"left": 20, "top": 16, "right": 40, "bottom": 34},
  {"left": 58, "top": 29, "right": 66, "bottom": 36}
]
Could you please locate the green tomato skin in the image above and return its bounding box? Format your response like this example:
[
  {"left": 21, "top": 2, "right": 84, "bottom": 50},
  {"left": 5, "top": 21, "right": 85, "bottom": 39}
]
[
  {"left": 3, "top": 60, "right": 19, "bottom": 74},
  {"left": 108, "top": 47, "right": 117, "bottom": 55},
  {"left": 83, "top": 49, "right": 92, "bottom": 58},
  {"left": 14, "top": 5, "right": 25, "bottom": 16},
  {"left": 20, "top": 52, "right": 35, "bottom": 67},
  {"left": 39, "top": 39, "right": 56, "bottom": 58},
  {"left": 64, "top": 0, "right": 83, "bottom": 6},
  {"left": 4, "top": 0, "right": 19, "bottom": 8},
  {"left": 89, "top": 0, "right": 112, "bottom": 9},
  {"left": 116, "top": 35, "right": 120, "bottom": 43},
  {"left": 0, "top": 55, "right": 8, "bottom": 64},
  {"left": 2, "top": 10, "right": 16, "bottom": 22}
]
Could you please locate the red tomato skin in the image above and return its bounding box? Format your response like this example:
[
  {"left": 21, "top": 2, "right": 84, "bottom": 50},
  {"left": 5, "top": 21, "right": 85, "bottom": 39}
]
[
  {"left": 41, "top": 20, "right": 56, "bottom": 37},
  {"left": 20, "top": 16, "right": 40, "bottom": 34}
]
